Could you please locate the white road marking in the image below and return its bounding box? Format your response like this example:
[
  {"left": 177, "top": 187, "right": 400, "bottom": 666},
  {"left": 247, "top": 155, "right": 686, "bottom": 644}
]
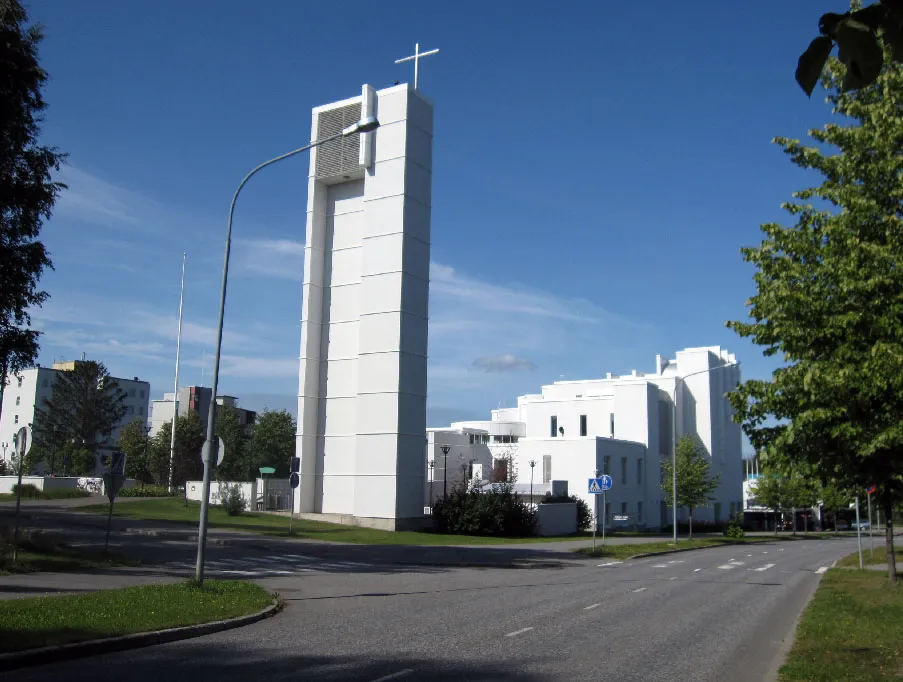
[
  {"left": 597, "top": 562, "right": 623, "bottom": 567},
  {"left": 816, "top": 566, "right": 829, "bottom": 574},
  {"left": 718, "top": 565, "right": 735, "bottom": 570},
  {"left": 694, "top": 568, "right": 702, "bottom": 572},
  {"left": 762, "top": 551, "right": 769, "bottom": 554},
  {"left": 778, "top": 549, "right": 785, "bottom": 552},
  {"left": 584, "top": 603, "right": 601, "bottom": 610},
  {"left": 371, "top": 670, "right": 414, "bottom": 682},
  {"left": 754, "top": 563, "right": 776, "bottom": 572},
  {"left": 667, "top": 560, "right": 685, "bottom": 564},
  {"left": 505, "top": 627, "right": 534, "bottom": 637},
  {"left": 747, "top": 554, "right": 753, "bottom": 557},
  {"left": 652, "top": 564, "right": 669, "bottom": 568},
  {"left": 729, "top": 561, "right": 745, "bottom": 566},
  {"left": 669, "top": 576, "right": 678, "bottom": 581},
  {"left": 632, "top": 587, "right": 647, "bottom": 593}
]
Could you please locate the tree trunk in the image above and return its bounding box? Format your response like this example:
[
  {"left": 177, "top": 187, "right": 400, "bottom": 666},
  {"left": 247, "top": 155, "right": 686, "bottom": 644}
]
[
  {"left": 774, "top": 508, "right": 779, "bottom": 536},
  {"left": 688, "top": 507, "right": 694, "bottom": 540},
  {"left": 885, "top": 499, "right": 897, "bottom": 584}
]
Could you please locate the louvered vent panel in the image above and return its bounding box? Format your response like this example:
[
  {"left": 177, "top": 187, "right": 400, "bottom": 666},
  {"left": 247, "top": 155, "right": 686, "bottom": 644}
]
[{"left": 315, "top": 103, "right": 362, "bottom": 178}]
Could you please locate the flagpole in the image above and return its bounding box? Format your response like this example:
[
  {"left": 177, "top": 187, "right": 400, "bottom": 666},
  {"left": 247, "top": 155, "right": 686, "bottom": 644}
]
[{"left": 168, "top": 253, "right": 186, "bottom": 492}]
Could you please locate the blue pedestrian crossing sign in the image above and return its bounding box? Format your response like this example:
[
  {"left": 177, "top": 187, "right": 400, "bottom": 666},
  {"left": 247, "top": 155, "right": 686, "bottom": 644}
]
[{"left": 588, "top": 475, "right": 613, "bottom": 494}]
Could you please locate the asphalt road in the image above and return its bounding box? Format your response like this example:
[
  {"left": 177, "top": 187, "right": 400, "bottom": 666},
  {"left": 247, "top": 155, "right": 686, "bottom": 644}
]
[{"left": 2, "top": 529, "right": 859, "bottom": 682}]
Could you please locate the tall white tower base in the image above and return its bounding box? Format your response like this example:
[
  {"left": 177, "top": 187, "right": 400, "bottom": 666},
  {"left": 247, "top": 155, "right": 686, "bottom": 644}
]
[{"left": 295, "top": 84, "right": 433, "bottom": 530}]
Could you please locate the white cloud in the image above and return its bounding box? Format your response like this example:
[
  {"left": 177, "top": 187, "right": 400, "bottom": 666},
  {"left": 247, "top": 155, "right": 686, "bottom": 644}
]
[
  {"left": 183, "top": 354, "right": 298, "bottom": 379},
  {"left": 234, "top": 238, "right": 304, "bottom": 280},
  {"left": 472, "top": 354, "right": 536, "bottom": 373},
  {"left": 53, "top": 166, "right": 144, "bottom": 229}
]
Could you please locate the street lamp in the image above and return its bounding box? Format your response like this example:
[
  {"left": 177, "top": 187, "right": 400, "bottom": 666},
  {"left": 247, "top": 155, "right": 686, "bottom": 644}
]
[
  {"left": 194, "top": 109, "right": 380, "bottom": 586},
  {"left": 670, "top": 361, "right": 740, "bottom": 545},
  {"left": 440, "top": 445, "right": 450, "bottom": 499},
  {"left": 143, "top": 426, "right": 152, "bottom": 484},
  {"left": 529, "top": 459, "right": 536, "bottom": 504}
]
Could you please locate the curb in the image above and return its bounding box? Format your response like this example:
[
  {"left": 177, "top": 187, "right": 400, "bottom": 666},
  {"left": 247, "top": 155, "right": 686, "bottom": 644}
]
[
  {"left": 0, "top": 595, "right": 284, "bottom": 672},
  {"left": 578, "top": 540, "right": 767, "bottom": 561}
]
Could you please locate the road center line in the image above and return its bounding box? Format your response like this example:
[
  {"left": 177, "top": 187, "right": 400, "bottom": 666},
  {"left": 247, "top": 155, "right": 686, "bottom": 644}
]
[
  {"left": 371, "top": 670, "right": 414, "bottom": 682},
  {"left": 505, "top": 627, "right": 534, "bottom": 637},
  {"left": 584, "top": 603, "right": 601, "bottom": 610},
  {"left": 694, "top": 568, "right": 702, "bottom": 572},
  {"left": 652, "top": 564, "right": 668, "bottom": 568},
  {"left": 632, "top": 587, "right": 647, "bottom": 593},
  {"left": 597, "top": 561, "right": 623, "bottom": 567},
  {"left": 754, "top": 563, "right": 776, "bottom": 572}
]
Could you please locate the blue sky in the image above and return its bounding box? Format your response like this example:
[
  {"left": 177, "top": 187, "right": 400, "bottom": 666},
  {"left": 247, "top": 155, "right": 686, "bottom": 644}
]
[{"left": 26, "top": 1, "right": 848, "bottom": 430}]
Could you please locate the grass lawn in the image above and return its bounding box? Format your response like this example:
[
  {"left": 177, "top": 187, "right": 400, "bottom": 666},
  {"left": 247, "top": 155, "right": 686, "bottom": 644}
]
[
  {"left": 79, "top": 497, "right": 595, "bottom": 545},
  {"left": 780, "top": 568, "right": 903, "bottom": 681},
  {"left": 0, "top": 546, "right": 140, "bottom": 575},
  {"left": 836, "top": 544, "right": 903, "bottom": 568},
  {"left": 0, "top": 580, "right": 273, "bottom": 654}
]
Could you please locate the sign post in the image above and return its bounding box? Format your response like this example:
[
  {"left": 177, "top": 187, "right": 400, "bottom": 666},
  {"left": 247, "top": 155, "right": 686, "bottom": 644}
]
[
  {"left": 866, "top": 485, "right": 876, "bottom": 557},
  {"left": 855, "top": 495, "right": 863, "bottom": 569},
  {"left": 101, "top": 452, "right": 127, "bottom": 552},
  {"left": 12, "top": 426, "right": 31, "bottom": 564},
  {"left": 588, "top": 474, "right": 613, "bottom": 551},
  {"left": 289, "top": 457, "right": 300, "bottom": 535}
]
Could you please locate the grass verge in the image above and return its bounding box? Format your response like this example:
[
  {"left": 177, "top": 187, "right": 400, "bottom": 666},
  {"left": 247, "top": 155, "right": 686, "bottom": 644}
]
[
  {"left": 0, "top": 546, "right": 140, "bottom": 575},
  {"left": 79, "top": 498, "right": 592, "bottom": 545},
  {"left": 779, "top": 568, "right": 903, "bottom": 681},
  {"left": 0, "top": 579, "right": 273, "bottom": 654},
  {"left": 0, "top": 490, "right": 90, "bottom": 501},
  {"left": 835, "top": 544, "right": 903, "bottom": 568}
]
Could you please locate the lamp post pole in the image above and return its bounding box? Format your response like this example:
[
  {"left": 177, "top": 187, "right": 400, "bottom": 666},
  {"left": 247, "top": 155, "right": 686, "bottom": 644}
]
[
  {"left": 428, "top": 460, "right": 435, "bottom": 508},
  {"left": 671, "top": 361, "right": 740, "bottom": 545},
  {"left": 194, "top": 112, "right": 380, "bottom": 586},
  {"left": 529, "top": 459, "right": 536, "bottom": 505},
  {"left": 440, "top": 445, "right": 450, "bottom": 499},
  {"left": 143, "top": 426, "right": 152, "bottom": 484}
]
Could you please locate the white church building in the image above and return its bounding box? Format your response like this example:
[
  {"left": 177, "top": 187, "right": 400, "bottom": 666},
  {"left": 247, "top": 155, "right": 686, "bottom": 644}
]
[{"left": 428, "top": 347, "right": 744, "bottom": 530}]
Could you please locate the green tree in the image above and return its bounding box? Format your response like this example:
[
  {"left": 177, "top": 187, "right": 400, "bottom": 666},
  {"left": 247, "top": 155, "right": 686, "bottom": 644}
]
[
  {"left": 819, "top": 481, "right": 854, "bottom": 531},
  {"left": 119, "top": 421, "right": 152, "bottom": 484},
  {"left": 34, "top": 361, "right": 127, "bottom": 466},
  {"left": 750, "top": 474, "right": 788, "bottom": 536},
  {"left": 215, "top": 405, "right": 252, "bottom": 482},
  {"left": 0, "top": 0, "right": 65, "bottom": 427},
  {"left": 728, "top": 53, "right": 903, "bottom": 582},
  {"left": 155, "top": 412, "right": 204, "bottom": 488},
  {"left": 660, "top": 435, "right": 721, "bottom": 539},
  {"left": 247, "top": 409, "right": 295, "bottom": 478}
]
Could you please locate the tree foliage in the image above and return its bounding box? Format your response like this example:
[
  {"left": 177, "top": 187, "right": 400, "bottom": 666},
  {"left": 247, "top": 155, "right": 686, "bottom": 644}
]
[
  {"left": 34, "top": 362, "right": 127, "bottom": 463},
  {"left": 729, "top": 53, "right": 903, "bottom": 581},
  {"left": 215, "top": 404, "right": 252, "bottom": 482},
  {"left": 119, "top": 420, "right": 152, "bottom": 484},
  {"left": 247, "top": 409, "right": 294, "bottom": 479},
  {"left": 153, "top": 412, "right": 204, "bottom": 488},
  {"left": 0, "top": 0, "right": 65, "bottom": 418},
  {"left": 660, "top": 435, "right": 720, "bottom": 539}
]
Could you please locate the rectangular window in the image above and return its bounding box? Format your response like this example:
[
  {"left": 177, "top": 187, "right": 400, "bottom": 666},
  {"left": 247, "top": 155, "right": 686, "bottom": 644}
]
[
  {"left": 17, "top": 377, "right": 22, "bottom": 387},
  {"left": 620, "top": 457, "right": 627, "bottom": 485},
  {"left": 621, "top": 502, "right": 628, "bottom": 516},
  {"left": 637, "top": 458, "right": 643, "bottom": 485},
  {"left": 14, "top": 415, "right": 18, "bottom": 424},
  {"left": 580, "top": 415, "right": 587, "bottom": 437},
  {"left": 610, "top": 413, "right": 615, "bottom": 438},
  {"left": 551, "top": 416, "right": 558, "bottom": 437},
  {"left": 139, "top": 406, "right": 144, "bottom": 415},
  {"left": 15, "top": 396, "right": 20, "bottom": 406},
  {"left": 140, "top": 390, "right": 145, "bottom": 399},
  {"left": 603, "top": 455, "right": 611, "bottom": 475},
  {"left": 469, "top": 434, "right": 474, "bottom": 445},
  {"left": 42, "top": 379, "right": 48, "bottom": 388},
  {"left": 511, "top": 436, "right": 518, "bottom": 443},
  {"left": 542, "top": 454, "right": 552, "bottom": 484},
  {"left": 129, "top": 389, "right": 135, "bottom": 397},
  {"left": 638, "top": 501, "right": 644, "bottom": 523}
]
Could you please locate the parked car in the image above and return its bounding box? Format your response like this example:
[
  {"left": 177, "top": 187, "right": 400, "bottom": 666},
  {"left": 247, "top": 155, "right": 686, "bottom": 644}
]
[
  {"left": 853, "top": 520, "right": 871, "bottom": 530},
  {"left": 835, "top": 520, "right": 850, "bottom": 530}
]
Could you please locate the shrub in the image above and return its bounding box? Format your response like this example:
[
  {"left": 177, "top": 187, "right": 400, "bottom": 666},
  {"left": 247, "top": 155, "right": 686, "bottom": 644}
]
[
  {"left": 723, "top": 513, "right": 746, "bottom": 539},
  {"left": 11, "top": 483, "right": 41, "bottom": 499},
  {"left": 40, "top": 488, "right": 89, "bottom": 500},
  {"left": 541, "top": 493, "right": 592, "bottom": 531},
  {"left": 432, "top": 485, "right": 536, "bottom": 536},
  {"left": 220, "top": 484, "right": 247, "bottom": 516},
  {"left": 117, "top": 485, "right": 174, "bottom": 498}
]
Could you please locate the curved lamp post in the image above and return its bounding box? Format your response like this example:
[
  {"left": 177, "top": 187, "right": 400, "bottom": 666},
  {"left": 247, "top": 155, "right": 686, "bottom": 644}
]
[{"left": 194, "top": 114, "right": 380, "bottom": 585}]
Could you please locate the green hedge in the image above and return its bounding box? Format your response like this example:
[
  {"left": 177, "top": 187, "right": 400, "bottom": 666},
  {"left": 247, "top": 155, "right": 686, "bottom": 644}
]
[
  {"left": 432, "top": 485, "right": 536, "bottom": 536},
  {"left": 116, "top": 485, "right": 175, "bottom": 498}
]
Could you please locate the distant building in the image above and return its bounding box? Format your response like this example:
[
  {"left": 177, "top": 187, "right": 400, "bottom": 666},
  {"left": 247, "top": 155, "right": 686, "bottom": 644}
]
[
  {"left": 149, "top": 386, "right": 256, "bottom": 438},
  {"left": 428, "top": 347, "right": 744, "bottom": 530},
  {"left": 0, "top": 360, "right": 150, "bottom": 471}
]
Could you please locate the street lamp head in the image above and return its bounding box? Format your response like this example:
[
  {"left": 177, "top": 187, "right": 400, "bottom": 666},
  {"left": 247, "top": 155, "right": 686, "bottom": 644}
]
[
  {"left": 440, "top": 445, "right": 450, "bottom": 455},
  {"left": 529, "top": 460, "right": 536, "bottom": 468},
  {"left": 342, "top": 116, "right": 380, "bottom": 136}
]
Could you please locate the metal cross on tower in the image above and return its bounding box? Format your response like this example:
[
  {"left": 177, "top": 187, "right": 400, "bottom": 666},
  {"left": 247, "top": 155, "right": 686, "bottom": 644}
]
[{"left": 394, "top": 42, "right": 440, "bottom": 90}]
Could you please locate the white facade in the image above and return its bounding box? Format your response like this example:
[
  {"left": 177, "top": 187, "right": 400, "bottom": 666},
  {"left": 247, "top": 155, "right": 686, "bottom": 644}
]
[
  {"left": 0, "top": 362, "right": 150, "bottom": 471},
  {"left": 430, "top": 347, "right": 744, "bottom": 529},
  {"left": 295, "top": 83, "right": 432, "bottom": 529}
]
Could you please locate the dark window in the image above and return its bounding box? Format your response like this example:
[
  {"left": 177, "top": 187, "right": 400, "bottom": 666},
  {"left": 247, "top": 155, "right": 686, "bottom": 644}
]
[
  {"left": 610, "top": 413, "right": 615, "bottom": 438},
  {"left": 580, "top": 415, "right": 587, "bottom": 436},
  {"left": 551, "top": 416, "right": 558, "bottom": 437},
  {"left": 542, "top": 454, "right": 552, "bottom": 483}
]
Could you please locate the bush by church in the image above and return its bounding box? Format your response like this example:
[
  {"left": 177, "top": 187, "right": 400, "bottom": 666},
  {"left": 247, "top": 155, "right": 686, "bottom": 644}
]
[{"left": 431, "top": 484, "right": 536, "bottom": 537}]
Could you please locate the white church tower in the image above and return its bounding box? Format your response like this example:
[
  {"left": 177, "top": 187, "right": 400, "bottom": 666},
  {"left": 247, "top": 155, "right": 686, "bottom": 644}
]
[{"left": 296, "top": 83, "right": 433, "bottom": 529}]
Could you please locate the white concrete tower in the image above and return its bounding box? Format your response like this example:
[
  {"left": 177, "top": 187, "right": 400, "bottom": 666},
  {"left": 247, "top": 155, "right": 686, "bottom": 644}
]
[{"left": 296, "top": 84, "right": 433, "bottom": 530}]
